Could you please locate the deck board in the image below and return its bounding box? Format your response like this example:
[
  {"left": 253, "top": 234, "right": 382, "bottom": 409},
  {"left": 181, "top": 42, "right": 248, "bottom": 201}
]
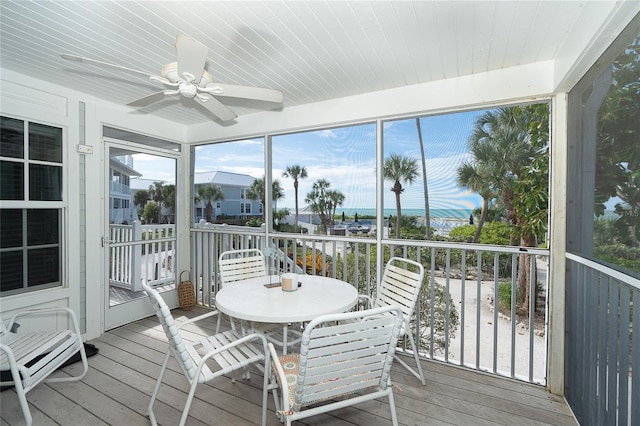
[{"left": 1, "top": 307, "right": 577, "bottom": 426}]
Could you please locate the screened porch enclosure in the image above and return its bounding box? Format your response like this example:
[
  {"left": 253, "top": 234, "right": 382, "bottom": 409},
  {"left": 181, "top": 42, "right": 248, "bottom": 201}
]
[{"left": 0, "top": 3, "right": 638, "bottom": 425}]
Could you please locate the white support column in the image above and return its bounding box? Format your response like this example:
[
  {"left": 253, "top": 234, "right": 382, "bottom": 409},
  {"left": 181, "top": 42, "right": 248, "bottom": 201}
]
[{"left": 547, "top": 94, "right": 568, "bottom": 395}]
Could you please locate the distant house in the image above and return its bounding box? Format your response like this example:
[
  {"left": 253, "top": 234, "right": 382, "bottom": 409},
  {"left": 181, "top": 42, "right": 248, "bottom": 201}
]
[
  {"left": 109, "top": 155, "right": 141, "bottom": 224},
  {"left": 294, "top": 205, "right": 321, "bottom": 225},
  {"left": 193, "top": 171, "right": 262, "bottom": 223}
]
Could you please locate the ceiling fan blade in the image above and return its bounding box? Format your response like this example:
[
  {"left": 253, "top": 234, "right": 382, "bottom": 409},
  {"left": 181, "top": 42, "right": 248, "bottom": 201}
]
[
  {"left": 194, "top": 96, "right": 237, "bottom": 121},
  {"left": 175, "top": 34, "right": 207, "bottom": 82},
  {"left": 205, "top": 83, "right": 284, "bottom": 103},
  {"left": 60, "top": 54, "right": 154, "bottom": 79},
  {"left": 127, "top": 91, "right": 171, "bottom": 107}
]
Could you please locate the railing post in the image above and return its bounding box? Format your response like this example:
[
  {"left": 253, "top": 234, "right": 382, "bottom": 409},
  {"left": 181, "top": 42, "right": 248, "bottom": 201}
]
[{"left": 132, "top": 220, "right": 142, "bottom": 291}]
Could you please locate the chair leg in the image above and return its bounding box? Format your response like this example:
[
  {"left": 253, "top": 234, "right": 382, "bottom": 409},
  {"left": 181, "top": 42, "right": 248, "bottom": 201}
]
[
  {"left": 216, "top": 314, "right": 237, "bottom": 334},
  {"left": 282, "top": 324, "right": 288, "bottom": 355},
  {"left": 388, "top": 389, "right": 398, "bottom": 426},
  {"left": 147, "top": 350, "right": 171, "bottom": 426},
  {"left": 215, "top": 314, "right": 222, "bottom": 334},
  {"left": 267, "top": 363, "right": 283, "bottom": 422},
  {"left": 261, "top": 350, "right": 270, "bottom": 426},
  {"left": 394, "top": 326, "right": 426, "bottom": 385},
  {"left": 12, "top": 373, "right": 33, "bottom": 426},
  {"left": 179, "top": 378, "right": 200, "bottom": 426}
]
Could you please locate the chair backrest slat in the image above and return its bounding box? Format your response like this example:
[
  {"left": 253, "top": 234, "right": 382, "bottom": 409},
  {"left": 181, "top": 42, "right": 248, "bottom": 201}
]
[
  {"left": 293, "top": 306, "right": 404, "bottom": 411},
  {"left": 142, "top": 281, "right": 197, "bottom": 379},
  {"left": 373, "top": 257, "right": 425, "bottom": 321},
  {"left": 219, "top": 249, "right": 267, "bottom": 286}
]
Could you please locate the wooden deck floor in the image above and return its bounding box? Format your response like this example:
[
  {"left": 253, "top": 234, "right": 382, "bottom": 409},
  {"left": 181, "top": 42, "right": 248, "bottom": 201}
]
[{"left": 1, "top": 307, "right": 577, "bottom": 426}]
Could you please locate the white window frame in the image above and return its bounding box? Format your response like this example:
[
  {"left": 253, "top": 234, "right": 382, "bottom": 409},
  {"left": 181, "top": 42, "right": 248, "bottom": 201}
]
[{"left": 0, "top": 116, "right": 65, "bottom": 296}]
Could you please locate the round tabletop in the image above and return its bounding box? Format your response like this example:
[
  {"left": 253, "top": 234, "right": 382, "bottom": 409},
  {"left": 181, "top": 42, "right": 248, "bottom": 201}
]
[{"left": 215, "top": 274, "right": 358, "bottom": 323}]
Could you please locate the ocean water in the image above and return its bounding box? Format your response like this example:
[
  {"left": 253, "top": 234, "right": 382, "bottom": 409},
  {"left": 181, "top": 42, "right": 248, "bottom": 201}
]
[{"left": 336, "top": 208, "right": 473, "bottom": 220}]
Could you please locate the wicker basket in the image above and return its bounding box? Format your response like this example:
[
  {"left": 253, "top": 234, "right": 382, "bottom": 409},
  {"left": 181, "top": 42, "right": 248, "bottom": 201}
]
[{"left": 177, "top": 270, "right": 195, "bottom": 310}]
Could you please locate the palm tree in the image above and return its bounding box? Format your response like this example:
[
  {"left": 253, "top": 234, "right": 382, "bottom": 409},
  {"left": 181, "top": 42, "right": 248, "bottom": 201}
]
[
  {"left": 467, "top": 106, "right": 549, "bottom": 313},
  {"left": 196, "top": 184, "right": 224, "bottom": 222},
  {"left": 282, "top": 164, "right": 308, "bottom": 229},
  {"left": 456, "top": 144, "right": 497, "bottom": 243},
  {"left": 133, "top": 190, "right": 149, "bottom": 218},
  {"left": 469, "top": 108, "right": 537, "bottom": 243},
  {"left": 161, "top": 184, "right": 176, "bottom": 223},
  {"left": 416, "top": 118, "right": 431, "bottom": 239},
  {"left": 246, "top": 177, "right": 285, "bottom": 221},
  {"left": 326, "top": 189, "right": 345, "bottom": 224},
  {"left": 383, "top": 153, "right": 419, "bottom": 238},
  {"left": 304, "top": 179, "right": 332, "bottom": 227},
  {"left": 148, "top": 181, "right": 165, "bottom": 224}
]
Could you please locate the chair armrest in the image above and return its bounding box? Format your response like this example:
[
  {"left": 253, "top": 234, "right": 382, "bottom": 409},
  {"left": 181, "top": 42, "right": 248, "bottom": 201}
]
[
  {"left": 267, "top": 342, "right": 291, "bottom": 412},
  {"left": 176, "top": 309, "right": 219, "bottom": 331},
  {"left": 6, "top": 307, "right": 82, "bottom": 336},
  {"left": 198, "top": 332, "right": 270, "bottom": 372},
  {"left": 357, "top": 294, "right": 373, "bottom": 309}
]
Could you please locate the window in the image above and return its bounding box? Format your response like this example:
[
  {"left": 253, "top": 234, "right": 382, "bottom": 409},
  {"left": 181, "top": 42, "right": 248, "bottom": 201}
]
[
  {"left": 240, "top": 203, "right": 252, "bottom": 214},
  {"left": 192, "top": 138, "right": 265, "bottom": 225},
  {"left": 1, "top": 117, "right": 63, "bottom": 294},
  {"left": 272, "top": 124, "right": 376, "bottom": 233},
  {"left": 380, "top": 106, "right": 549, "bottom": 243},
  {"left": 568, "top": 31, "right": 640, "bottom": 276}
]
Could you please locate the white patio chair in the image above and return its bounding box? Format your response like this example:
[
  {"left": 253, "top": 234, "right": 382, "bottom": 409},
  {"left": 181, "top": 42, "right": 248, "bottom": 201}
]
[
  {"left": 0, "top": 307, "right": 89, "bottom": 426},
  {"left": 268, "top": 305, "right": 405, "bottom": 426},
  {"left": 218, "top": 249, "right": 297, "bottom": 350},
  {"left": 141, "top": 281, "right": 270, "bottom": 426},
  {"left": 217, "top": 248, "right": 269, "bottom": 333},
  {"left": 358, "top": 256, "right": 426, "bottom": 385}
]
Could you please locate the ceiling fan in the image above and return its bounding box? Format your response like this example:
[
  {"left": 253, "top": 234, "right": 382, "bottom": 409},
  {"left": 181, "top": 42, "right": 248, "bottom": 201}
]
[{"left": 61, "top": 34, "right": 283, "bottom": 122}]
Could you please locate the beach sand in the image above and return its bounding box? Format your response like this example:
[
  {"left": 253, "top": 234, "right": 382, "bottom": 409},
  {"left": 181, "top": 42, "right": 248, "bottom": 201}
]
[{"left": 437, "top": 276, "right": 546, "bottom": 384}]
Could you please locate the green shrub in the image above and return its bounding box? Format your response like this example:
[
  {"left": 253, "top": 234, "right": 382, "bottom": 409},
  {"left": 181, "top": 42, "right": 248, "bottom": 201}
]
[
  {"left": 447, "top": 221, "right": 512, "bottom": 245},
  {"left": 498, "top": 281, "right": 513, "bottom": 311},
  {"left": 594, "top": 244, "right": 640, "bottom": 274},
  {"left": 478, "top": 221, "right": 512, "bottom": 245},
  {"left": 334, "top": 247, "right": 459, "bottom": 353},
  {"left": 448, "top": 224, "right": 475, "bottom": 242},
  {"left": 245, "top": 218, "right": 262, "bottom": 227},
  {"left": 143, "top": 201, "right": 159, "bottom": 224}
]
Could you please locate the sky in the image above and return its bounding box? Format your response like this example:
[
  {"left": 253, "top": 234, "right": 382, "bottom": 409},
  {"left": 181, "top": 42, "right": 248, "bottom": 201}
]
[{"left": 131, "top": 109, "right": 487, "bottom": 213}]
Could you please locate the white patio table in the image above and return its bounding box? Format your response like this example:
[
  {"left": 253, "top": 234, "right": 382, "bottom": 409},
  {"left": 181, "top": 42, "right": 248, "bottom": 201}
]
[{"left": 215, "top": 274, "right": 358, "bottom": 354}]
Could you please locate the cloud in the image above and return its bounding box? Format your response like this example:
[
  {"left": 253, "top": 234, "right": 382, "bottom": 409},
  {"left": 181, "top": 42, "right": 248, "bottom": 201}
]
[{"left": 316, "top": 129, "right": 338, "bottom": 138}]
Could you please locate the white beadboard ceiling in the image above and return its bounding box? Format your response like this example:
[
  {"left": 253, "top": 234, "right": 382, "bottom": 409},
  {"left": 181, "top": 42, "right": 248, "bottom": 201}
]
[{"left": 0, "top": 0, "right": 627, "bottom": 125}]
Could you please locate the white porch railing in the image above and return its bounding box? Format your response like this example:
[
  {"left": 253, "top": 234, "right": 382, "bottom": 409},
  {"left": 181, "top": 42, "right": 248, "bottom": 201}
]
[
  {"left": 190, "top": 222, "right": 550, "bottom": 385},
  {"left": 109, "top": 222, "right": 176, "bottom": 292}
]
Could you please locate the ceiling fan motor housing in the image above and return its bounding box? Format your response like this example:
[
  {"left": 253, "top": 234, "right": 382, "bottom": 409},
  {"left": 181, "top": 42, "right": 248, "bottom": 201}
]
[{"left": 178, "top": 82, "right": 198, "bottom": 98}]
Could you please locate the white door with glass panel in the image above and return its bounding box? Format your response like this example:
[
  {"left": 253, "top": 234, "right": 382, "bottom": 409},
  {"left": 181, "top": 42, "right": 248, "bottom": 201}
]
[{"left": 103, "top": 141, "right": 178, "bottom": 330}]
